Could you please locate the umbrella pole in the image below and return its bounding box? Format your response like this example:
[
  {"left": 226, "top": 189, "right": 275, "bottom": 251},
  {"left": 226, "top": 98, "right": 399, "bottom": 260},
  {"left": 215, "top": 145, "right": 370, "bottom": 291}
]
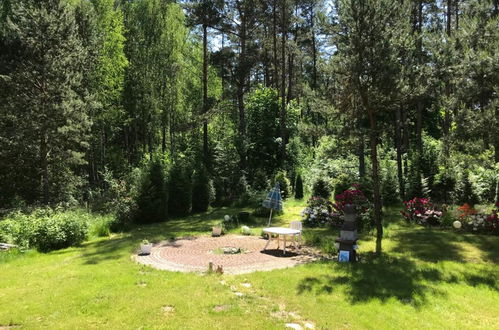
[{"left": 267, "top": 209, "right": 273, "bottom": 227}]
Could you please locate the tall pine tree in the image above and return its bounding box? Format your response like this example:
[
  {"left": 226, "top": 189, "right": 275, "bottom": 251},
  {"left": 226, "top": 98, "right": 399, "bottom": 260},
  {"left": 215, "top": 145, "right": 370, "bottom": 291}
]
[{"left": 0, "top": 0, "right": 92, "bottom": 204}]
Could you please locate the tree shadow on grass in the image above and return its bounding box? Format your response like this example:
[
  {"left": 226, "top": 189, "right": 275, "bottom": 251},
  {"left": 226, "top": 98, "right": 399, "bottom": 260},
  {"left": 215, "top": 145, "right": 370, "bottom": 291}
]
[
  {"left": 79, "top": 237, "right": 132, "bottom": 265},
  {"left": 391, "top": 229, "right": 466, "bottom": 262},
  {"left": 391, "top": 228, "right": 499, "bottom": 263},
  {"left": 297, "top": 255, "right": 444, "bottom": 307},
  {"left": 296, "top": 254, "right": 498, "bottom": 307}
]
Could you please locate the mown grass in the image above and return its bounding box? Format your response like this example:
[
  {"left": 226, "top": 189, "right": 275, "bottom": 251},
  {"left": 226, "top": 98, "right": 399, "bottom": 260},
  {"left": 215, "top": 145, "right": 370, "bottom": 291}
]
[{"left": 1, "top": 200, "right": 498, "bottom": 329}]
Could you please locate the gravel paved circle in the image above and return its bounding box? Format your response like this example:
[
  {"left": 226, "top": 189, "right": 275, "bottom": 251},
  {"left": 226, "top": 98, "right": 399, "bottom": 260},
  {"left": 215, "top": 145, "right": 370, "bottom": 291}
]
[{"left": 134, "top": 235, "right": 322, "bottom": 274}]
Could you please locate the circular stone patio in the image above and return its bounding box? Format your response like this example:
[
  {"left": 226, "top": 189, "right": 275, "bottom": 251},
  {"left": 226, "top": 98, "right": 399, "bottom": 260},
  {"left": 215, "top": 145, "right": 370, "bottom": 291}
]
[{"left": 134, "top": 235, "right": 324, "bottom": 274}]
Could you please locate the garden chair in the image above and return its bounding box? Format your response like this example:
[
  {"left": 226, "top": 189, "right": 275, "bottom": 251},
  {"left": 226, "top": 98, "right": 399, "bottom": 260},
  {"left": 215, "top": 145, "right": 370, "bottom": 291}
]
[{"left": 289, "top": 221, "right": 303, "bottom": 248}]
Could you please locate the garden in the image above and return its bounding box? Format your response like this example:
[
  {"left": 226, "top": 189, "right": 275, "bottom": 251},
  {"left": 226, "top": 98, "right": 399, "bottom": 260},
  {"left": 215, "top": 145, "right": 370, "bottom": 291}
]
[{"left": 1, "top": 0, "right": 498, "bottom": 329}]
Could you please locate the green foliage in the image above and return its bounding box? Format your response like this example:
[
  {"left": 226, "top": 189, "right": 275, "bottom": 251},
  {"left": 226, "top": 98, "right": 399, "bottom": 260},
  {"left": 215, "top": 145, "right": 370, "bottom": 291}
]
[
  {"left": 295, "top": 173, "right": 304, "bottom": 200},
  {"left": 470, "top": 166, "right": 498, "bottom": 204},
  {"left": 273, "top": 170, "right": 291, "bottom": 199},
  {"left": 333, "top": 174, "right": 353, "bottom": 197},
  {"left": 32, "top": 214, "right": 89, "bottom": 252},
  {"left": 89, "top": 215, "right": 112, "bottom": 237},
  {"left": 168, "top": 160, "right": 193, "bottom": 216},
  {"left": 0, "top": 0, "right": 92, "bottom": 205},
  {"left": 135, "top": 155, "right": 169, "bottom": 223},
  {"left": 456, "top": 170, "right": 479, "bottom": 207},
  {"left": 312, "top": 178, "right": 331, "bottom": 199},
  {"left": 211, "top": 123, "right": 245, "bottom": 205},
  {"left": 432, "top": 168, "right": 457, "bottom": 204},
  {"left": 381, "top": 156, "right": 400, "bottom": 205},
  {"left": 0, "top": 208, "right": 94, "bottom": 251},
  {"left": 192, "top": 166, "right": 214, "bottom": 212},
  {"left": 246, "top": 86, "right": 280, "bottom": 181}
]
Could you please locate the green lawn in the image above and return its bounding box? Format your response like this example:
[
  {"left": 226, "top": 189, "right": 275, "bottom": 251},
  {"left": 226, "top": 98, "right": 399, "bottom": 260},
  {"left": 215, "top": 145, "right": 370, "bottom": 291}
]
[{"left": 1, "top": 202, "right": 498, "bottom": 329}]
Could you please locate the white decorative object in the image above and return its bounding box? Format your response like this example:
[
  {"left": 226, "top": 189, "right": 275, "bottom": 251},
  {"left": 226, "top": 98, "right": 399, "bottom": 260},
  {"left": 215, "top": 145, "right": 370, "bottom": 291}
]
[
  {"left": 212, "top": 226, "right": 222, "bottom": 237},
  {"left": 241, "top": 225, "right": 251, "bottom": 235},
  {"left": 224, "top": 215, "right": 230, "bottom": 221},
  {"left": 453, "top": 220, "right": 462, "bottom": 229},
  {"left": 140, "top": 240, "right": 153, "bottom": 255}
]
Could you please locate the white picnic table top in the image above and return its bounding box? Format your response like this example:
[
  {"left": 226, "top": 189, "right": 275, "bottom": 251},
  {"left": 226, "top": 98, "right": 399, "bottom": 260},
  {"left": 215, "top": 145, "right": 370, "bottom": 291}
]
[
  {"left": 263, "top": 227, "right": 301, "bottom": 235},
  {"left": 262, "top": 227, "right": 301, "bottom": 254}
]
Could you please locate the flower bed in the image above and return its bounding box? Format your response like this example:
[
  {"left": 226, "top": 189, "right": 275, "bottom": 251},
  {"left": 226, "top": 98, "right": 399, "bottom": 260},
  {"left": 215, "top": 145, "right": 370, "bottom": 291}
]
[
  {"left": 301, "top": 197, "right": 333, "bottom": 227},
  {"left": 457, "top": 203, "right": 499, "bottom": 234},
  {"left": 401, "top": 197, "right": 442, "bottom": 226},
  {"left": 302, "top": 186, "right": 373, "bottom": 231}
]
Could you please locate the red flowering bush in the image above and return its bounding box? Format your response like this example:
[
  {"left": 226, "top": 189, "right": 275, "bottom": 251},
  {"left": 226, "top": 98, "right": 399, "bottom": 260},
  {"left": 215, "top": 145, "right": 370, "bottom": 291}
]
[
  {"left": 457, "top": 203, "right": 477, "bottom": 219},
  {"left": 331, "top": 186, "right": 373, "bottom": 231},
  {"left": 401, "top": 197, "right": 442, "bottom": 226}
]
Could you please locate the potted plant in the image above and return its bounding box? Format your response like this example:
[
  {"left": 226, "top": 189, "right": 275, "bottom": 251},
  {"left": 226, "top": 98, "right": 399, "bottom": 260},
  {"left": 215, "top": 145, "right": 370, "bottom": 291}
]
[
  {"left": 212, "top": 222, "right": 223, "bottom": 237},
  {"left": 140, "top": 239, "right": 153, "bottom": 255}
]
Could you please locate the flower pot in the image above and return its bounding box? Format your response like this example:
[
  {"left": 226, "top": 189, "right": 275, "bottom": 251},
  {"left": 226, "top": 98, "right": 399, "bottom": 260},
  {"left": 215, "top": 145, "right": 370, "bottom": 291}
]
[
  {"left": 140, "top": 243, "right": 153, "bottom": 255},
  {"left": 212, "top": 226, "right": 222, "bottom": 237}
]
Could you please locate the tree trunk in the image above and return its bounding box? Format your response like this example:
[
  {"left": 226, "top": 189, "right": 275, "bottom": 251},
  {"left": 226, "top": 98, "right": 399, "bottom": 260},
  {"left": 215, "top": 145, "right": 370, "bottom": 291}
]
[
  {"left": 395, "top": 108, "right": 405, "bottom": 200},
  {"left": 40, "top": 129, "right": 49, "bottom": 204},
  {"left": 202, "top": 24, "right": 209, "bottom": 166},
  {"left": 238, "top": 11, "right": 247, "bottom": 170},
  {"left": 221, "top": 31, "right": 225, "bottom": 98},
  {"left": 310, "top": 3, "right": 317, "bottom": 90},
  {"left": 442, "top": 0, "right": 452, "bottom": 158},
  {"left": 495, "top": 105, "right": 499, "bottom": 163},
  {"left": 358, "top": 115, "right": 365, "bottom": 178},
  {"left": 287, "top": 34, "right": 294, "bottom": 103},
  {"left": 416, "top": 101, "right": 423, "bottom": 155},
  {"left": 162, "top": 124, "right": 166, "bottom": 154},
  {"left": 368, "top": 113, "right": 383, "bottom": 256},
  {"left": 280, "top": 0, "right": 287, "bottom": 160},
  {"left": 446, "top": 0, "right": 452, "bottom": 37},
  {"left": 272, "top": 0, "right": 278, "bottom": 89}
]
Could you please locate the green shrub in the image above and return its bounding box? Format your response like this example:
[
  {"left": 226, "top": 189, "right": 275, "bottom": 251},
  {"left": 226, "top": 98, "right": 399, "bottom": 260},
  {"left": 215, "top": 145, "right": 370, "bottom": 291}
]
[
  {"left": 32, "top": 213, "right": 89, "bottom": 252},
  {"left": 381, "top": 166, "right": 400, "bottom": 205},
  {"left": 333, "top": 173, "right": 352, "bottom": 196},
  {"left": 135, "top": 156, "right": 169, "bottom": 223},
  {"left": 89, "top": 215, "right": 112, "bottom": 237},
  {"left": 238, "top": 212, "right": 250, "bottom": 223},
  {"left": 470, "top": 166, "right": 497, "bottom": 203},
  {"left": 252, "top": 169, "right": 269, "bottom": 191},
  {"left": 312, "top": 178, "right": 331, "bottom": 199},
  {"left": 273, "top": 170, "right": 291, "bottom": 199},
  {"left": 432, "top": 169, "right": 456, "bottom": 203},
  {"left": 0, "top": 218, "right": 22, "bottom": 245},
  {"left": 457, "top": 170, "right": 479, "bottom": 206},
  {"left": 295, "top": 173, "right": 304, "bottom": 199},
  {"left": 168, "top": 160, "right": 193, "bottom": 216},
  {"left": 0, "top": 208, "right": 95, "bottom": 251},
  {"left": 192, "top": 166, "right": 214, "bottom": 213}
]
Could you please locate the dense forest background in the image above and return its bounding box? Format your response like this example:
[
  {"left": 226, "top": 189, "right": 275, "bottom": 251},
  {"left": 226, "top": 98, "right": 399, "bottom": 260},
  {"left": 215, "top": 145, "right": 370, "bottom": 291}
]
[{"left": 0, "top": 0, "right": 497, "bottom": 236}]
